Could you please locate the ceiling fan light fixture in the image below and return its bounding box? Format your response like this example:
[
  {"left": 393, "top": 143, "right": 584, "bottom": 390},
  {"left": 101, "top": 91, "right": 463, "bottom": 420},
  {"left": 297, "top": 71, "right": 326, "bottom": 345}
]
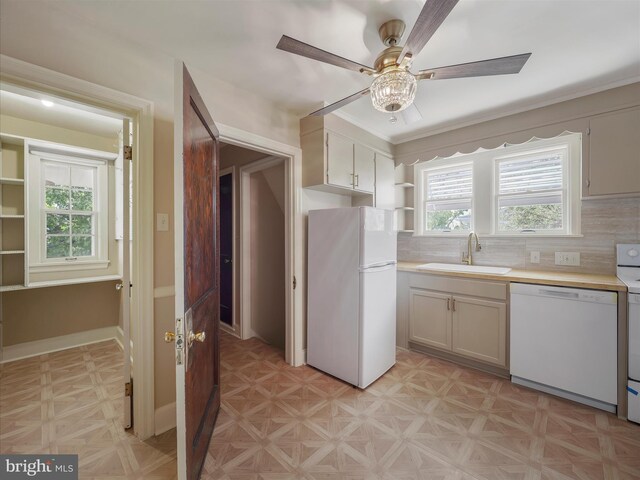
[{"left": 370, "top": 69, "right": 417, "bottom": 113}]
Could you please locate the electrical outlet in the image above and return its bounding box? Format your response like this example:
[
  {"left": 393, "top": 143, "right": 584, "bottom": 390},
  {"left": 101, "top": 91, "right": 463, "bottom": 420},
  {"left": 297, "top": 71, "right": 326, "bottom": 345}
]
[
  {"left": 157, "top": 213, "right": 169, "bottom": 232},
  {"left": 530, "top": 251, "right": 540, "bottom": 264},
  {"left": 555, "top": 252, "right": 580, "bottom": 266}
]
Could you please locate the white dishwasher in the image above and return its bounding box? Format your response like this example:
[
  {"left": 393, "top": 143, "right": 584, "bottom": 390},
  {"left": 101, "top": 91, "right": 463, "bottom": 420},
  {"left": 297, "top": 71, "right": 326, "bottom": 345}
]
[{"left": 510, "top": 283, "right": 618, "bottom": 412}]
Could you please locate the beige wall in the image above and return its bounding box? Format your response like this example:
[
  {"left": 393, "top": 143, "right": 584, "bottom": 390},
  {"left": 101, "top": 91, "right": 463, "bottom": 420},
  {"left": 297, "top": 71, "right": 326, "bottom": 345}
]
[
  {"left": 2, "top": 281, "right": 120, "bottom": 346},
  {"left": 0, "top": 114, "right": 118, "bottom": 153},
  {"left": 250, "top": 164, "right": 285, "bottom": 349}
]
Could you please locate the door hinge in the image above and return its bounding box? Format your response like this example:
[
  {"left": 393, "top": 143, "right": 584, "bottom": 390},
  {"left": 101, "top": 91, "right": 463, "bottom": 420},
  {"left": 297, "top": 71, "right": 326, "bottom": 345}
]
[
  {"left": 293, "top": 275, "right": 297, "bottom": 290},
  {"left": 124, "top": 380, "right": 133, "bottom": 397},
  {"left": 124, "top": 145, "right": 133, "bottom": 161}
]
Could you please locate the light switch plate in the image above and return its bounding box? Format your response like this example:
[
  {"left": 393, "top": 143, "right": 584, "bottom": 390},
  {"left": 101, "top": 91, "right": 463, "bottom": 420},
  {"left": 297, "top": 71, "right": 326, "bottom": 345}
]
[
  {"left": 530, "top": 251, "right": 540, "bottom": 264},
  {"left": 555, "top": 251, "right": 580, "bottom": 266},
  {"left": 157, "top": 213, "right": 169, "bottom": 232}
]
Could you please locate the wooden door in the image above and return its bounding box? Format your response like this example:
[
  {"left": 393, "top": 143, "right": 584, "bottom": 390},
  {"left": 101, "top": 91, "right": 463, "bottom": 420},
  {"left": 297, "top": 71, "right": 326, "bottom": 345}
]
[
  {"left": 174, "top": 62, "right": 220, "bottom": 480},
  {"left": 408, "top": 288, "right": 452, "bottom": 350}
]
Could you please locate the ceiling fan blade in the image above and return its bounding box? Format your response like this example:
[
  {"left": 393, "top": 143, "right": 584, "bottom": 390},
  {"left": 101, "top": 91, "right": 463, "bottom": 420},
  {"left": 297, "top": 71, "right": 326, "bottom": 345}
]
[
  {"left": 277, "top": 35, "right": 375, "bottom": 74},
  {"left": 308, "top": 88, "right": 371, "bottom": 116},
  {"left": 417, "top": 53, "right": 532, "bottom": 80},
  {"left": 400, "top": 103, "right": 423, "bottom": 124},
  {"left": 398, "top": 0, "right": 459, "bottom": 65}
]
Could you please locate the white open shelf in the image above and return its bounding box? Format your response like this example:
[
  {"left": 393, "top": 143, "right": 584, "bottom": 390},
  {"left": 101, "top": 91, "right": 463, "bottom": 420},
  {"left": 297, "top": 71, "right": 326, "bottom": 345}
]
[{"left": 0, "top": 177, "right": 24, "bottom": 185}]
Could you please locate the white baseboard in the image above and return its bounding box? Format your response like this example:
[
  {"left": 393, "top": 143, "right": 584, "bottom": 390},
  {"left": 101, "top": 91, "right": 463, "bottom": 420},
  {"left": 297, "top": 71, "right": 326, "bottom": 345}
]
[
  {"left": 1, "top": 326, "right": 120, "bottom": 363},
  {"left": 155, "top": 402, "right": 176, "bottom": 435},
  {"left": 115, "top": 326, "right": 134, "bottom": 364}
]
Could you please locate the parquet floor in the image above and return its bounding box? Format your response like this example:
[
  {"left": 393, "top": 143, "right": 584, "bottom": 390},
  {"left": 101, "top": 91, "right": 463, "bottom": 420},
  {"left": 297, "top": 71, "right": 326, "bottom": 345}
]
[
  {"left": 204, "top": 334, "right": 640, "bottom": 480},
  {"left": 0, "top": 340, "right": 176, "bottom": 479},
  {"left": 2, "top": 334, "right": 639, "bottom": 479}
]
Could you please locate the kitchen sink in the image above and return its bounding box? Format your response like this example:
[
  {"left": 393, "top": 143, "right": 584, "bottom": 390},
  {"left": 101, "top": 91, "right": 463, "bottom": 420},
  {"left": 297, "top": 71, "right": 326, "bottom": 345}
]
[{"left": 416, "top": 263, "right": 512, "bottom": 275}]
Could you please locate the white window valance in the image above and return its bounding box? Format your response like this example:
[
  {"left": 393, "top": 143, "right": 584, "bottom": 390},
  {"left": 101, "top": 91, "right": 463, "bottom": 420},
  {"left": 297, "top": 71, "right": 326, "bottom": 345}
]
[{"left": 395, "top": 118, "right": 588, "bottom": 166}]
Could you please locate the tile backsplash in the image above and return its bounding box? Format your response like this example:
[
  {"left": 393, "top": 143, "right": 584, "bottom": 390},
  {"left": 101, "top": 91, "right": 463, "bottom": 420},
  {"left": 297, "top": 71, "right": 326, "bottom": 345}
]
[{"left": 397, "top": 197, "right": 640, "bottom": 275}]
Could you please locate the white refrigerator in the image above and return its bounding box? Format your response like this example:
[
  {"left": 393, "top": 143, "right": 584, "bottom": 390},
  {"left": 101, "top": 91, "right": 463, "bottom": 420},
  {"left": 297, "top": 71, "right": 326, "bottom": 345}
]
[{"left": 307, "top": 207, "right": 397, "bottom": 388}]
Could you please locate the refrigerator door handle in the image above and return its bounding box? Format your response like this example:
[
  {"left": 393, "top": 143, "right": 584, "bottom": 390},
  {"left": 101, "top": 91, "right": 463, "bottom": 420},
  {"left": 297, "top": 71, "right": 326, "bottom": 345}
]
[{"left": 360, "top": 261, "right": 396, "bottom": 272}]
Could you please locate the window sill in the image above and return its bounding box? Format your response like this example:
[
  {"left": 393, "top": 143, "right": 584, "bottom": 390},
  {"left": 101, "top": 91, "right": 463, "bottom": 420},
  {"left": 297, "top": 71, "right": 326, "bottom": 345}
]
[
  {"left": 18, "top": 275, "right": 122, "bottom": 291},
  {"left": 30, "top": 259, "right": 110, "bottom": 273}
]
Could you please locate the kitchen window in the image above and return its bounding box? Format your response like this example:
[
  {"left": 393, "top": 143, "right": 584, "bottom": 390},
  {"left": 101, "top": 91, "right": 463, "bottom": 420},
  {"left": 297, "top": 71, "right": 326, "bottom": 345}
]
[
  {"left": 414, "top": 133, "right": 581, "bottom": 236},
  {"left": 421, "top": 163, "right": 473, "bottom": 233}
]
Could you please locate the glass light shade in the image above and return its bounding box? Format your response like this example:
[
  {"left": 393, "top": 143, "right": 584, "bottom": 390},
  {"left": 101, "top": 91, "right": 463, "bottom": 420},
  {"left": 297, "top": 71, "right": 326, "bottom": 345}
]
[{"left": 370, "top": 70, "right": 417, "bottom": 113}]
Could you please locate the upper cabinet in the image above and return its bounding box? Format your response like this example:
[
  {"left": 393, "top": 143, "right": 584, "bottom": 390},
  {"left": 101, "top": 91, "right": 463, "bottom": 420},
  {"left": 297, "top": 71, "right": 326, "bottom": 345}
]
[
  {"left": 301, "top": 116, "right": 395, "bottom": 202},
  {"left": 305, "top": 130, "right": 375, "bottom": 194},
  {"left": 585, "top": 107, "right": 640, "bottom": 198}
]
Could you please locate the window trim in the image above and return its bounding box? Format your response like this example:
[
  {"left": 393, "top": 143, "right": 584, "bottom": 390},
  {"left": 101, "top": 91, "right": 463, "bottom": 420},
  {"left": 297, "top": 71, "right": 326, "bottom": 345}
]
[
  {"left": 414, "top": 133, "right": 582, "bottom": 237},
  {"left": 28, "top": 144, "right": 113, "bottom": 273}
]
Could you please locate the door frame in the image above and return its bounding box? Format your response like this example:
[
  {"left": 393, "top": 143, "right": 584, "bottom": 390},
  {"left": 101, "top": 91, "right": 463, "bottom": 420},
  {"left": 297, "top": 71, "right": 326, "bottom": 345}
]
[
  {"left": 239, "top": 155, "right": 285, "bottom": 342},
  {"left": 218, "top": 166, "right": 238, "bottom": 337},
  {"left": 0, "top": 54, "right": 157, "bottom": 439},
  {"left": 218, "top": 125, "right": 304, "bottom": 366}
]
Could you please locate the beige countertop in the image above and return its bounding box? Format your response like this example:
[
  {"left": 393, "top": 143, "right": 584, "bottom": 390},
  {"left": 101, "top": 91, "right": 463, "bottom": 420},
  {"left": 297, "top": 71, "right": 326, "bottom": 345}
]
[{"left": 397, "top": 261, "right": 627, "bottom": 292}]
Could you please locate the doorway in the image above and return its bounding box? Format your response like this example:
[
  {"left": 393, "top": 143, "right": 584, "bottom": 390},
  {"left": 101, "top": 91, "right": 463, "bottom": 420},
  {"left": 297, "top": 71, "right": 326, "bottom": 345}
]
[
  {"left": 0, "top": 57, "right": 155, "bottom": 440},
  {"left": 219, "top": 145, "right": 288, "bottom": 355}
]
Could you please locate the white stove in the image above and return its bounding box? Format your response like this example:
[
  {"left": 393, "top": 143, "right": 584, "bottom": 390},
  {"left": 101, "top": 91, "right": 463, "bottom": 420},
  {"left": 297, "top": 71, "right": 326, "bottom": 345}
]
[{"left": 617, "top": 244, "right": 640, "bottom": 424}]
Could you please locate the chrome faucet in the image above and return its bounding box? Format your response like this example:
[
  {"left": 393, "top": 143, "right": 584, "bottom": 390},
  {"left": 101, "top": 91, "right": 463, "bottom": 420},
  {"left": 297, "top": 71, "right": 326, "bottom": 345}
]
[{"left": 462, "top": 232, "right": 481, "bottom": 265}]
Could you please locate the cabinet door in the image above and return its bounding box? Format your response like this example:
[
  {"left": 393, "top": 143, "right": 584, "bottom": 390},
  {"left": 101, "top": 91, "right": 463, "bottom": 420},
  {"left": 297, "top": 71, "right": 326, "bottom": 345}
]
[
  {"left": 451, "top": 296, "right": 506, "bottom": 367},
  {"left": 326, "top": 131, "right": 354, "bottom": 189},
  {"left": 587, "top": 107, "right": 640, "bottom": 197},
  {"left": 354, "top": 143, "right": 375, "bottom": 194},
  {"left": 409, "top": 288, "right": 452, "bottom": 350},
  {"left": 374, "top": 153, "right": 395, "bottom": 210}
]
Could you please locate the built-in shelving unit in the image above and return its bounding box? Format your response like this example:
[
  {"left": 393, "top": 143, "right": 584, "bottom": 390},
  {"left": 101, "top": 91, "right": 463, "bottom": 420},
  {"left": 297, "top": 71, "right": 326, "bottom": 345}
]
[
  {"left": 394, "top": 164, "right": 414, "bottom": 233},
  {"left": 0, "top": 134, "right": 27, "bottom": 291}
]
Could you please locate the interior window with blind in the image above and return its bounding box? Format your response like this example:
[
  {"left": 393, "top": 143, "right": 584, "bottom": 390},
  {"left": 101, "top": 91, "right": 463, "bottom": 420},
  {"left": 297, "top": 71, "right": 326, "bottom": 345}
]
[
  {"left": 495, "top": 147, "right": 567, "bottom": 234},
  {"left": 423, "top": 163, "right": 473, "bottom": 233},
  {"left": 413, "top": 133, "right": 581, "bottom": 236}
]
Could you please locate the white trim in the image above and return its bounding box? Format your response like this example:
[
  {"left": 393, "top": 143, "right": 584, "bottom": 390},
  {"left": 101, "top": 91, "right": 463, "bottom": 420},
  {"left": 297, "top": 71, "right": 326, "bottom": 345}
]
[
  {"left": 218, "top": 123, "right": 304, "bottom": 367},
  {"left": 0, "top": 54, "right": 156, "bottom": 440},
  {"left": 154, "top": 285, "right": 175, "bottom": 298},
  {"left": 154, "top": 402, "right": 177, "bottom": 436},
  {"left": 0, "top": 326, "right": 119, "bottom": 363},
  {"left": 5, "top": 274, "right": 121, "bottom": 291},
  {"left": 219, "top": 166, "right": 239, "bottom": 337},
  {"left": 173, "top": 60, "right": 187, "bottom": 480},
  {"left": 115, "top": 326, "right": 134, "bottom": 364}
]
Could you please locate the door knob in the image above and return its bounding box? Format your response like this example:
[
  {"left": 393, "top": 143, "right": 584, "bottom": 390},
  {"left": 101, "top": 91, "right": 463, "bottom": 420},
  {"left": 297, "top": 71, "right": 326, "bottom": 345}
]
[
  {"left": 224, "top": 258, "right": 231, "bottom": 264},
  {"left": 116, "top": 282, "right": 124, "bottom": 291},
  {"left": 188, "top": 331, "right": 206, "bottom": 346},
  {"left": 164, "top": 332, "right": 176, "bottom": 343}
]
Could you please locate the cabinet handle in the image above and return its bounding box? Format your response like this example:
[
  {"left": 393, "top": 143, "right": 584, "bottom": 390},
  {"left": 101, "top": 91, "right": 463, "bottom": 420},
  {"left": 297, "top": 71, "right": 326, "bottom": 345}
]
[
  {"left": 446, "top": 298, "right": 450, "bottom": 310},
  {"left": 355, "top": 174, "right": 359, "bottom": 187},
  {"left": 452, "top": 299, "right": 456, "bottom": 312}
]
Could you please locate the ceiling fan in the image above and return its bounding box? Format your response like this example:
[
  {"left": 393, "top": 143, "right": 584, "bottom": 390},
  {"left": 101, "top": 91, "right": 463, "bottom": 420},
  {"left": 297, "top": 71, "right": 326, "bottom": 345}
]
[{"left": 276, "top": 0, "right": 531, "bottom": 123}]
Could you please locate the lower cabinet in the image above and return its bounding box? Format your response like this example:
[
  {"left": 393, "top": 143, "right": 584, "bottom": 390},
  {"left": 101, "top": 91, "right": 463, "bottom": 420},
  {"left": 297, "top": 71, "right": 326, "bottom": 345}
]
[{"left": 409, "top": 287, "right": 507, "bottom": 368}]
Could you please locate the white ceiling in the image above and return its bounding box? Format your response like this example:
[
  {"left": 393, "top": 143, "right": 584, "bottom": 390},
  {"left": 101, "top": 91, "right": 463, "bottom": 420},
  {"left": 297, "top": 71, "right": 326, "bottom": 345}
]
[
  {"left": 0, "top": 90, "right": 123, "bottom": 138},
  {"left": 3, "top": 0, "right": 639, "bottom": 144}
]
